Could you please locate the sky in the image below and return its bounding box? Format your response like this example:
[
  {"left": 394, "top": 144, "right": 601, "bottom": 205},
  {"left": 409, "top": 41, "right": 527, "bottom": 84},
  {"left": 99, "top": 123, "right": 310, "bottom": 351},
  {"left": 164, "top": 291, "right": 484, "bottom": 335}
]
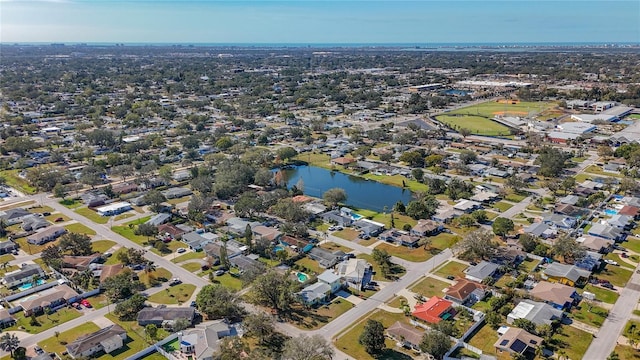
[{"left": 1, "top": 0, "right": 639, "bottom": 44}]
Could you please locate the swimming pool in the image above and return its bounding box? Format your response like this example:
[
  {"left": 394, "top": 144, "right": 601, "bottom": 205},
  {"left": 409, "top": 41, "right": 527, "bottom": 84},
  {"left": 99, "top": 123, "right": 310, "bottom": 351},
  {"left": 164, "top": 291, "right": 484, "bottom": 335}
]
[
  {"left": 296, "top": 272, "right": 309, "bottom": 283},
  {"left": 604, "top": 209, "right": 618, "bottom": 216},
  {"left": 352, "top": 213, "right": 364, "bottom": 220},
  {"left": 274, "top": 245, "right": 285, "bottom": 252},
  {"left": 18, "top": 279, "right": 45, "bottom": 291}
]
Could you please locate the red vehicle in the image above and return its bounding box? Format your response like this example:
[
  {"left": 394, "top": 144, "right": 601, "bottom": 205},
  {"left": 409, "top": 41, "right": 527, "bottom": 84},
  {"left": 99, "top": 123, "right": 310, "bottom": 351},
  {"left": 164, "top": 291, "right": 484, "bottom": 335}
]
[{"left": 80, "top": 299, "right": 92, "bottom": 308}]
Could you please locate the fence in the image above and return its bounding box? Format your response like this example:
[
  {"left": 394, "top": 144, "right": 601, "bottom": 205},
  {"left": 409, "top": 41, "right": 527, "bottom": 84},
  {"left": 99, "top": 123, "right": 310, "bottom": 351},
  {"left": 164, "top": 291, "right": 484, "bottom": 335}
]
[{"left": 124, "top": 332, "right": 181, "bottom": 360}]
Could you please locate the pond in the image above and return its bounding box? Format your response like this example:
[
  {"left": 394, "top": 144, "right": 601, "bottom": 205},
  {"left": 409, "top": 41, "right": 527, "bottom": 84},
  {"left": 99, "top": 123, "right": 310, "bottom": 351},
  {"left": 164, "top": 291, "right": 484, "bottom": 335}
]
[{"left": 279, "top": 165, "right": 413, "bottom": 212}]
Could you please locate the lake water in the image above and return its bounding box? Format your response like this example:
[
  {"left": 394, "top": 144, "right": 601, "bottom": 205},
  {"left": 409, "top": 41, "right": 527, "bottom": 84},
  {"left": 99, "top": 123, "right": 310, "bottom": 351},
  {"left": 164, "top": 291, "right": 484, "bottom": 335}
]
[{"left": 280, "top": 165, "right": 413, "bottom": 212}]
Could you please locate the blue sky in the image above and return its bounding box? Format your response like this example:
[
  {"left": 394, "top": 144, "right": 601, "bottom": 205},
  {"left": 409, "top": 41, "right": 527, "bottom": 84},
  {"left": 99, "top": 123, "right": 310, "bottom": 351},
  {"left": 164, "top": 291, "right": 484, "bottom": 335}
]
[{"left": 1, "top": 1, "right": 639, "bottom": 44}]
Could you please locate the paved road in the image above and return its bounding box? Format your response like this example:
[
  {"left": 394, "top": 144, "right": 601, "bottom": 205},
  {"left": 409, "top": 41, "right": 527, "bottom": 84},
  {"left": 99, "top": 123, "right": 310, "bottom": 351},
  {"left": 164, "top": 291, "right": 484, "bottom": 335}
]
[{"left": 584, "top": 271, "right": 640, "bottom": 359}]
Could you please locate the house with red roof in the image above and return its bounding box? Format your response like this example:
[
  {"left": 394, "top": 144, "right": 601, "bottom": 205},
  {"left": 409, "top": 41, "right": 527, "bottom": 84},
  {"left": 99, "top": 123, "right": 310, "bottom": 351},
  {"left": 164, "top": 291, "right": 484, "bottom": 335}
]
[{"left": 412, "top": 296, "right": 455, "bottom": 324}]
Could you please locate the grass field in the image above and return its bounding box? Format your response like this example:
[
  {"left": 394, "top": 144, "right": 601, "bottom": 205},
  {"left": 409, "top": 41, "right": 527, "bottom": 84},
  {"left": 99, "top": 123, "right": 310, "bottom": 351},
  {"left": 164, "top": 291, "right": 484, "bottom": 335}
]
[
  {"left": 435, "top": 114, "right": 511, "bottom": 136},
  {"left": 570, "top": 304, "right": 608, "bottom": 327},
  {"left": 59, "top": 199, "right": 82, "bottom": 209},
  {"left": 613, "top": 344, "right": 640, "bottom": 360},
  {"left": 357, "top": 253, "right": 406, "bottom": 281},
  {"left": 467, "top": 324, "right": 502, "bottom": 358},
  {"left": 148, "top": 283, "right": 196, "bottom": 304},
  {"left": 75, "top": 207, "right": 109, "bottom": 224},
  {"left": 212, "top": 273, "right": 244, "bottom": 291},
  {"left": 92, "top": 239, "right": 116, "bottom": 253},
  {"left": 105, "top": 313, "right": 164, "bottom": 360},
  {"left": 138, "top": 268, "right": 172, "bottom": 287},
  {"left": 626, "top": 114, "right": 640, "bottom": 120},
  {"left": 181, "top": 262, "right": 202, "bottom": 272},
  {"left": 38, "top": 322, "right": 101, "bottom": 354},
  {"left": 594, "top": 266, "right": 633, "bottom": 287},
  {"left": 64, "top": 222, "right": 97, "bottom": 235},
  {"left": 375, "top": 242, "right": 433, "bottom": 262},
  {"left": 5, "top": 308, "right": 82, "bottom": 333},
  {"left": 0, "top": 170, "right": 37, "bottom": 194},
  {"left": 171, "top": 250, "right": 206, "bottom": 263},
  {"left": 493, "top": 201, "right": 514, "bottom": 212},
  {"left": 289, "top": 298, "right": 354, "bottom": 330},
  {"left": 447, "top": 100, "right": 555, "bottom": 118},
  {"left": 551, "top": 325, "right": 593, "bottom": 360},
  {"left": 409, "top": 276, "right": 449, "bottom": 298},
  {"left": 335, "top": 310, "right": 415, "bottom": 360},
  {"left": 434, "top": 261, "right": 468, "bottom": 278}
]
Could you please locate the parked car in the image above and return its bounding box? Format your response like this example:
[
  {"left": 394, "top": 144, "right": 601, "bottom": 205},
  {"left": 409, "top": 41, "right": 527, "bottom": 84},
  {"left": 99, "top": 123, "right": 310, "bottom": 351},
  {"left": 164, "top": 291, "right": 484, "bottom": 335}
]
[
  {"left": 54, "top": 217, "right": 64, "bottom": 222},
  {"left": 42, "top": 212, "right": 51, "bottom": 216},
  {"left": 214, "top": 269, "right": 226, "bottom": 276},
  {"left": 446, "top": 275, "right": 455, "bottom": 280},
  {"left": 604, "top": 259, "right": 619, "bottom": 266},
  {"left": 81, "top": 299, "right": 92, "bottom": 308},
  {"left": 170, "top": 278, "right": 181, "bottom": 286},
  {"left": 602, "top": 283, "right": 615, "bottom": 290},
  {"left": 190, "top": 301, "right": 197, "bottom": 307},
  {"left": 621, "top": 253, "right": 629, "bottom": 258},
  {"left": 177, "top": 248, "right": 186, "bottom": 253},
  {"left": 34, "top": 346, "right": 44, "bottom": 355}
]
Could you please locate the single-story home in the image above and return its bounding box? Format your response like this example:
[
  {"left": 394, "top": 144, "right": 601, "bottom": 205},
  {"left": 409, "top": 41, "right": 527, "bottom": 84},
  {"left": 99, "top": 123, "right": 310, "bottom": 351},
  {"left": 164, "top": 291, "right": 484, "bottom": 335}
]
[
  {"left": 453, "top": 199, "right": 482, "bottom": 213},
  {"left": 378, "top": 229, "right": 421, "bottom": 247},
  {"left": 21, "top": 215, "right": 50, "bottom": 232},
  {"left": 587, "top": 223, "right": 624, "bottom": 241},
  {"left": 308, "top": 247, "right": 344, "bottom": 269},
  {"left": 21, "top": 284, "right": 79, "bottom": 316},
  {"left": 317, "top": 270, "right": 343, "bottom": 294},
  {"left": 335, "top": 258, "right": 370, "bottom": 290},
  {"left": 3, "top": 263, "right": 46, "bottom": 288},
  {"left": 507, "top": 300, "right": 564, "bottom": 326},
  {"left": 137, "top": 307, "right": 196, "bottom": 327},
  {"left": 444, "top": 278, "right": 486, "bottom": 305},
  {"left": 0, "top": 240, "right": 17, "bottom": 255},
  {"left": 66, "top": 324, "right": 127, "bottom": 359},
  {"left": 162, "top": 187, "right": 192, "bottom": 199},
  {"left": 158, "top": 223, "right": 187, "bottom": 240},
  {"left": 529, "top": 281, "right": 578, "bottom": 310},
  {"left": 386, "top": 321, "right": 424, "bottom": 352},
  {"left": 494, "top": 327, "right": 543, "bottom": 357},
  {"left": 465, "top": 261, "right": 500, "bottom": 283},
  {"left": 95, "top": 202, "right": 132, "bottom": 216},
  {"left": 0, "top": 208, "right": 32, "bottom": 225},
  {"left": 412, "top": 296, "right": 454, "bottom": 324},
  {"left": 27, "top": 226, "right": 66, "bottom": 245},
  {"left": 353, "top": 218, "right": 385, "bottom": 236},
  {"left": 183, "top": 231, "right": 218, "bottom": 251},
  {"left": 297, "top": 282, "right": 332, "bottom": 306},
  {"left": 146, "top": 213, "right": 172, "bottom": 227},
  {"left": 411, "top": 219, "right": 443, "bottom": 237},
  {"left": 523, "top": 222, "right": 557, "bottom": 239},
  {"left": 179, "top": 321, "right": 233, "bottom": 360},
  {"left": 543, "top": 263, "right": 591, "bottom": 287}
]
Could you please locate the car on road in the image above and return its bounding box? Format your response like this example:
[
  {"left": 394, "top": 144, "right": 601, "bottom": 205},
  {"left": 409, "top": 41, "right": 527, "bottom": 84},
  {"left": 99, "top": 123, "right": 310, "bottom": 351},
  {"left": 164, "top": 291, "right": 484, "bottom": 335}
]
[
  {"left": 176, "top": 248, "right": 187, "bottom": 253},
  {"left": 54, "top": 217, "right": 64, "bottom": 222},
  {"left": 170, "top": 278, "right": 181, "bottom": 286}
]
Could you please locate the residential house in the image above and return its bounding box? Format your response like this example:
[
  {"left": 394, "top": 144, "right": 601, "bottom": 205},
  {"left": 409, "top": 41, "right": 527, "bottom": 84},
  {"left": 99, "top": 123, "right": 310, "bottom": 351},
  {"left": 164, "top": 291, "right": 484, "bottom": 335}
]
[
  {"left": 297, "top": 282, "right": 332, "bottom": 306},
  {"left": 317, "top": 270, "right": 343, "bottom": 294},
  {"left": 607, "top": 214, "right": 634, "bottom": 229},
  {"left": 412, "top": 296, "right": 454, "bottom": 324},
  {"left": 411, "top": 219, "right": 443, "bottom": 237},
  {"left": 21, "top": 215, "right": 50, "bottom": 232},
  {"left": 137, "top": 306, "right": 196, "bottom": 327},
  {"left": 444, "top": 279, "right": 486, "bottom": 305},
  {"left": 97, "top": 264, "right": 127, "bottom": 284},
  {"left": 618, "top": 205, "right": 640, "bottom": 219},
  {"left": 0, "top": 240, "right": 17, "bottom": 255},
  {"left": 229, "top": 255, "right": 265, "bottom": 274},
  {"left": 433, "top": 208, "right": 457, "bottom": 223},
  {"left": 558, "top": 195, "right": 580, "bottom": 205},
  {"left": 61, "top": 254, "right": 102, "bottom": 271},
  {"left": 378, "top": 229, "right": 421, "bottom": 247},
  {"left": 543, "top": 263, "right": 591, "bottom": 287},
  {"left": 494, "top": 327, "right": 543, "bottom": 357},
  {"left": 172, "top": 169, "right": 193, "bottom": 182},
  {"left": 0, "top": 310, "right": 15, "bottom": 329},
  {"left": 81, "top": 193, "right": 106, "bottom": 208},
  {"left": 146, "top": 213, "right": 172, "bottom": 227},
  {"left": 158, "top": 223, "right": 187, "bottom": 240},
  {"left": 587, "top": 223, "right": 624, "bottom": 241},
  {"left": 162, "top": 187, "right": 192, "bottom": 199},
  {"left": 21, "top": 284, "right": 79, "bottom": 316},
  {"left": 66, "top": 324, "right": 127, "bottom": 359},
  {"left": 183, "top": 231, "right": 219, "bottom": 251},
  {"left": 386, "top": 321, "right": 424, "bottom": 352},
  {"left": 471, "top": 190, "right": 501, "bottom": 204},
  {"left": 529, "top": 281, "right": 579, "bottom": 310},
  {"left": 523, "top": 222, "right": 557, "bottom": 239},
  {"left": 308, "top": 247, "right": 344, "bottom": 269},
  {"left": 331, "top": 157, "right": 356, "bottom": 166},
  {"left": 354, "top": 218, "right": 385, "bottom": 236},
  {"left": 335, "top": 258, "right": 370, "bottom": 290},
  {"left": 204, "top": 240, "right": 246, "bottom": 260},
  {"left": 320, "top": 210, "right": 353, "bottom": 227},
  {"left": 0, "top": 208, "right": 31, "bottom": 225},
  {"left": 542, "top": 213, "right": 576, "bottom": 229},
  {"left": 112, "top": 183, "right": 138, "bottom": 195},
  {"left": 252, "top": 225, "right": 282, "bottom": 242},
  {"left": 453, "top": 199, "right": 482, "bottom": 213},
  {"left": 465, "top": 261, "right": 500, "bottom": 283},
  {"left": 27, "top": 226, "right": 66, "bottom": 245},
  {"left": 507, "top": 300, "right": 564, "bottom": 326},
  {"left": 95, "top": 202, "right": 132, "bottom": 216},
  {"left": 179, "top": 321, "right": 234, "bottom": 360},
  {"left": 576, "top": 236, "right": 613, "bottom": 253},
  {"left": 575, "top": 251, "right": 602, "bottom": 271},
  {"left": 225, "top": 217, "right": 261, "bottom": 235},
  {"left": 3, "top": 263, "right": 46, "bottom": 288}
]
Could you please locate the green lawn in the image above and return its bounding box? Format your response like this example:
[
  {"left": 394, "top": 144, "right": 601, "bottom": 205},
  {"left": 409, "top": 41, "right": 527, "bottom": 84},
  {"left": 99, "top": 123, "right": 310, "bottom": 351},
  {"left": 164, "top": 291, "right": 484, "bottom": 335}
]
[
  {"left": 45, "top": 213, "right": 70, "bottom": 223},
  {"left": 361, "top": 173, "right": 429, "bottom": 193},
  {"left": 585, "top": 164, "right": 624, "bottom": 178},
  {"left": 335, "top": 310, "right": 416, "bottom": 360},
  {"left": 613, "top": 344, "right": 640, "bottom": 360},
  {"left": 320, "top": 241, "right": 352, "bottom": 253},
  {"left": 111, "top": 225, "right": 149, "bottom": 246},
  {"left": 467, "top": 324, "right": 501, "bottom": 357},
  {"left": 409, "top": 276, "right": 450, "bottom": 298},
  {"left": 504, "top": 193, "right": 527, "bottom": 203},
  {"left": 375, "top": 242, "right": 433, "bottom": 262},
  {"left": 333, "top": 228, "right": 360, "bottom": 241},
  {"left": 15, "top": 237, "right": 61, "bottom": 255},
  {"left": 213, "top": 273, "right": 244, "bottom": 291},
  {"left": 435, "top": 114, "right": 511, "bottom": 136},
  {"left": 0, "top": 169, "right": 37, "bottom": 194},
  {"left": 430, "top": 232, "right": 461, "bottom": 251},
  {"left": 59, "top": 199, "right": 82, "bottom": 209},
  {"left": 64, "top": 222, "right": 97, "bottom": 235},
  {"left": 104, "top": 313, "right": 163, "bottom": 359},
  {"left": 0, "top": 254, "right": 15, "bottom": 264},
  {"left": 75, "top": 207, "right": 109, "bottom": 224},
  {"left": 289, "top": 298, "right": 354, "bottom": 330},
  {"left": 104, "top": 247, "right": 128, "bottom": 265},
  {"left": 294, "top": 152, "right": 331, "bottom": 169},
  {"left": 148, "top": 283, "right": 196, "bottom": 305},
  {"left": 594, "top": 266, "right": 633, "bottom": 287},
  {"left": 518, "top": 257, "right": 540, "bottom": 273},
  {"left": 570, "top": 304, "right": 608, "bottom": 327},
  {"left": 150, "top": 240, "right": 187, "bottom": 255},
  {"left": 5, "top": 308, "right": 82, "bottom": 333},
  {"left": 295, "top": 257, "right": 324, "bottom": 275},
  {"left": 623, "top": 238, "right": 640, "bottom": 253},
  {"left": 27, "top": 205, "right": 55, "bottom": 214},
  {"left": 171, "top": 250, "right": 206, "bottom": 263},
  {"left": 448, "top": 100, "right": 554, "bottom": 117},
  {"left": 92, "top": 240, "right": 117, "bottom": 253},
  {"left": 606, "top": 253, "right": 636, "bottom": 269},
  {"left": 181, "top": 262, "right": 202, "bottom": 272},
  {"left": 551, "top": 325, "right": 593, "bottom": 360},
  {"left": 493, "top": 201, "right": 514, "bottom": 212},
  {"left": 357, "top": 253, "right": 406, "bottom": 281},
  {"left": 113, "top": 212, "right": 136, "bottom": 222},
  {"left": 434, "top": 261, "right": 468, "bottom": 278},
  {"left": 138, "top": 268, "right": 172, "bottom": 287},
  {"left": 38, "top": 322, "right": 101, "bottom": 354},
  {"left": 370, "top": 212, "right": 418, "bottom": 231}
]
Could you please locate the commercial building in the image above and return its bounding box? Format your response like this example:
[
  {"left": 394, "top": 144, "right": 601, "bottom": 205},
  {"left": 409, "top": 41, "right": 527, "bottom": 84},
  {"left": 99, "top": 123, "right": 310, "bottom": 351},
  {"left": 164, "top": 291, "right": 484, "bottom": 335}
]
[{"left": 95, "top": 202, "right": 132, "bottom": 216}]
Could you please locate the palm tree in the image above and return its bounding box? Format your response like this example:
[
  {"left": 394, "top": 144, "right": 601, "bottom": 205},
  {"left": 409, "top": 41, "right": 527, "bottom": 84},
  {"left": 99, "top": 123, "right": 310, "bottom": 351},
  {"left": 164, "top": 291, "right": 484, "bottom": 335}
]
[
  {"left": 0, "top": 219, "right": 7, "bottom": 238},
  {"left": 0, "top": 333, "right": 20, "bottom": 357},
  {"left": 144, "top": 261, "right": 157, "bottom": 275}
]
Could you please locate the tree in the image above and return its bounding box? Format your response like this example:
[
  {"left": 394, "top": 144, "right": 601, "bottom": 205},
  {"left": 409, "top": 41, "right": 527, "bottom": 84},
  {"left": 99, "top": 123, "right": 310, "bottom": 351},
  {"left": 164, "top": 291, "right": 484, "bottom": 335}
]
[
  {"left": 142, "top": 190, "right": 166, "bottom": 212},
  {"left": 459, "top": 128, "right": 472, "bottom": 138},
  {"left": 535, "top": 146, "right": 570, "bottom": 177},
  {"left": 269, "top": 198, "right": 310, "bottom": 222},
  {"left": 250, "top": 270, "right": 297, "bottom": 314},
  {"left": 471, "top": 210, "right": 488, "bottom": 223},
  {"left": 276, "top": 147, "right": 298, "bottom": 162},
  {"left": 215, "top": 337, "right": 250, "bottom": 360},
  {"left": 456, "top": 214, "right": 476, "bottom": 228},
  {"left": 619, "top": 177, "right": 640, "bottom": 194},
  {"left": 0, "top": 333, "right": 20, "bottom": 357},
  {"left": 597, "top": 145, "right": 614, "bottom": 158},
  {"left": 103, "top": 270, "right": 143, "bottom": 301},
  {"left": 41, "top": 245, "right": 62, "bottom": 269},
  {"left": 195, "top": 284, "right": 244, "bottom": 321},
  {"left": 513, "top": 318, "right": 537, "bottom": 334},
  {"left": 173, "top": 317, "right": 192, "bottom": 332},
  {"left": 405, "top": 194, "right": 439, "bottom": 220},
  {"left": 242, "top": 313, "right": 275, "bottom": 345},
  {"left": 233, "top": 191, "right": 264, "bottom": 218},
  {"left": 561, "top": 177, "right": 576, "bottom": 194},
  {"left": 358, "top": 319, "right": 386, "bottom": 355},
  {"left": 505, "top": 175, "right": 527, "bottom": 193},
  {"left": 412, "top": 168, "right": 424, "bottom": 182},
  {"left": 457, "top": 229, "right": 497, "bottom": 260},
  {"left": 322, "top": 187, "right": 347, "bottom": 207},
  {"left": 459, "top": 149, "right": 477, "bottom": 164},
  {"left": 79, "top": 165, "right": 104, "bottom": 188},
  {"left": 158, "top": 165, "right": 173, "bottom": 183},
  {"left": 135, "top": 223, "right": 158, "bottom": 240},
  {"left": 419, "top": 330, "right": 450, "bottom": 360},
  {"left": 59, "top": 232, "right": 93, "bottom": 256},
  {"left": 552, "top": 235, "right": 586, "bottom": 263},
  {"left": 145, "top": 324, "right": 158, "bottom": 341},
  {"left": 608, "top": 352, "right": 620, "bottom": 360},
  {"left": 519, "top": 233, "right": 539, "bottom": 253},
  {"left": 492, "top": 217, "right": 514, "bottom": 239},
  {"left": 53, "top": 182, "right": 67, "bottom": 200},
  {"left": 282, "top": 335, "right": 334, "bottom": 360}
]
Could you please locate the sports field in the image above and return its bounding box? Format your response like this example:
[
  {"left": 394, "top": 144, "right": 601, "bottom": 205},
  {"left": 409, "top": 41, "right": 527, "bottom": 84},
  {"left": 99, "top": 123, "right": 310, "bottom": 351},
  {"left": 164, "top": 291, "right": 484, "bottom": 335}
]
[{"left": 436, "top": 100, "right": 557, "bottom": 135}]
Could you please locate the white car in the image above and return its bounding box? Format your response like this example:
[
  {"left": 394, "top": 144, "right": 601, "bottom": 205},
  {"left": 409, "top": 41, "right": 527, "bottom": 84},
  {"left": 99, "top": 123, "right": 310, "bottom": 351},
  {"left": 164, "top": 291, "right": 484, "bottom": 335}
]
[{"left": 604, "top": 259, "right": 618, "bottom": 266}]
